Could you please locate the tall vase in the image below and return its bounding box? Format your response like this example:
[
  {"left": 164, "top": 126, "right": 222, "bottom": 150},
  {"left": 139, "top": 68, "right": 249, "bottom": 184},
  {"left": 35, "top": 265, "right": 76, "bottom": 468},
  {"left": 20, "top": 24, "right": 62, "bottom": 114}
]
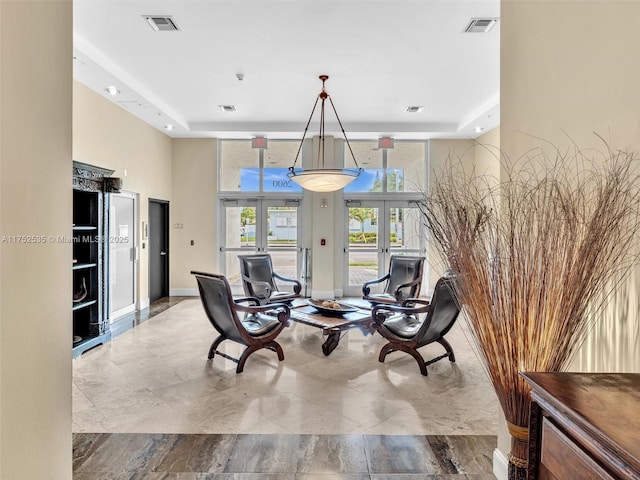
[{"left": 507, "top": 422, "right": 528, "bottom": 480}]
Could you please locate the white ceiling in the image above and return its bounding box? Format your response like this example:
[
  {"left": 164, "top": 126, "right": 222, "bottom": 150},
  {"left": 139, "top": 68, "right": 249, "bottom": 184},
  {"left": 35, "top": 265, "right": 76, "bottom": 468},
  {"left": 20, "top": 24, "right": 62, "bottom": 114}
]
[{"left": 73, "top": 0, "right": 500, "bottom": 140}]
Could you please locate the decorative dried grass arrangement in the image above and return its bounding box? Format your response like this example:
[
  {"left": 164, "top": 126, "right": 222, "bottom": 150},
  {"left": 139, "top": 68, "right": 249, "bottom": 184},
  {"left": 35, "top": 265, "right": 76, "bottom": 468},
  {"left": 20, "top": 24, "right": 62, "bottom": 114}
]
[{"left": 419, "top": 144, "right": 640, "bottom": 479}]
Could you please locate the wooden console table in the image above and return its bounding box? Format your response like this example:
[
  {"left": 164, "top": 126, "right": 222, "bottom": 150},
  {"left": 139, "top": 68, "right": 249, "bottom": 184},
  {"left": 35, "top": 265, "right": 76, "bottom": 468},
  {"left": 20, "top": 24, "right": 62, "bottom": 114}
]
[{"left": 522, "top": 372, "right": 640, "bottom": 479}]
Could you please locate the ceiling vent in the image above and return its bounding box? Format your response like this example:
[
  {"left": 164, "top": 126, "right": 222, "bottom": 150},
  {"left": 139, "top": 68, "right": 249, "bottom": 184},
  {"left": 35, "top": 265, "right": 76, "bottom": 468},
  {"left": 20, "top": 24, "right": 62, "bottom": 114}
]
[
  {"left": 464, "top": 18, "right": 498, "bottom": 33},
  {"left": 404, "top": 106, "right": 424, "bottom": 113},
  {"left": 144, "top": 16, "right": 179, "bottom": 32},
  {"left": 218, "top": 105, "right": 238, "bottom": 113},
  {"left": 118, "top": 100, "right": 145, "bottom": 109}
]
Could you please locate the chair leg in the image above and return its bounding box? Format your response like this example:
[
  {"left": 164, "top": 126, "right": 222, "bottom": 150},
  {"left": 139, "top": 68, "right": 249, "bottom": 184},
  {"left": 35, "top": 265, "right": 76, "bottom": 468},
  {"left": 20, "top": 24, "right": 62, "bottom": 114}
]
[
  {"left": 266, "top": 341, "right": 285, "bottom": 361},
  {"left": 379, "top": 342, "right": 429, "bottom": 375},
  {"left": 378, "top": 343, "right": 395, "bottom": 363},
  {"left": 437, "top": 338, "right": 456, "bottom": 362},
  {"left": 208, "top": 335, "right": 226, "bottom": 359},
  {"left": 236, "top": 345, "right": 261, "bottom": 373},
  {"left": 406, "top": 349, "right": 429, "bottom": 376}
]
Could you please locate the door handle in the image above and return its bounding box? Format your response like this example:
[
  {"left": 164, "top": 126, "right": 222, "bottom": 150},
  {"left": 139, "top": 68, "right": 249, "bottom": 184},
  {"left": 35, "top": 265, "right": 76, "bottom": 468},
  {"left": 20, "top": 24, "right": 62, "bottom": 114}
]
[{"left": 160, "top": 251, "right": 167, "bottom": 256}]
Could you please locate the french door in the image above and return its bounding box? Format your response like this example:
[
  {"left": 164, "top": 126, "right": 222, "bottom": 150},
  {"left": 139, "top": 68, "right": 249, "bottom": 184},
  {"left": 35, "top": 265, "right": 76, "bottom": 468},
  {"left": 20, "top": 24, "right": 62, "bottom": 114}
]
[
  {"left": 343, "top": 199, "right": 425, "bottom": 296},
  {"left": 220, "top": 198, "right": 302, "bottom": 295},
  {"left": 109, "top": 192, "right": 138, "bottom": 320}
]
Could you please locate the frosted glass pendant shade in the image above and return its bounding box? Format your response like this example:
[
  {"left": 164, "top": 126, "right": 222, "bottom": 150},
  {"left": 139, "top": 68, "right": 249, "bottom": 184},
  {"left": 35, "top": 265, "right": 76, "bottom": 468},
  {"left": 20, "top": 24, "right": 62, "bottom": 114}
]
[{"left": 288, "top": 168, "right": 361, "bottom": 192}]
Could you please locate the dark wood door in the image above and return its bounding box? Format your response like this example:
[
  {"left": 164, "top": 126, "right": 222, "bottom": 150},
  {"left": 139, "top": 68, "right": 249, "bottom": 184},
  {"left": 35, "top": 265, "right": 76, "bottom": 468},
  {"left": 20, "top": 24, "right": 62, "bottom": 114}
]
[{"left": 149, "top": 199, "right": 169, "bottom": 303}]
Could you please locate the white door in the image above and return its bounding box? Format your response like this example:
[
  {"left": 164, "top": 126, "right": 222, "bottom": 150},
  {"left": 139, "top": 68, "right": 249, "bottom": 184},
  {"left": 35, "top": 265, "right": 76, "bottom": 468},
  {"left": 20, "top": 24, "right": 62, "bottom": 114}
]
[
  {"left": 221, "top": 198, "right": 302, "bottom": 295},
  {"left": 343, "top": 199, "right": 424, "bottom": 296},
  {"left": 109, "top": 192, "right": 138, "bottom": 320}
]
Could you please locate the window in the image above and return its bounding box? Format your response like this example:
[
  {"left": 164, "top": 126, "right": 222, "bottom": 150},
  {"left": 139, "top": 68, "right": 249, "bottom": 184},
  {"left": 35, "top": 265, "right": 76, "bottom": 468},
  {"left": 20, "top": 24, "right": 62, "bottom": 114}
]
[
  {"left": 219, "top": 140, "right": 303, "bottom": 193},
  {"left": 343, "top": 140, "right": 427, "bottom": 193}
]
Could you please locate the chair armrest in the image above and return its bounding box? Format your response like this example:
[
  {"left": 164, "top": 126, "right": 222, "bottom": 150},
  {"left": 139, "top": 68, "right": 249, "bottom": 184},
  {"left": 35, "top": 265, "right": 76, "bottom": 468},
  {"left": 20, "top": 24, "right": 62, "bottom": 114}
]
[
  {"left": 272, "top": 272, "right": 302, "bottom": 294},
  {"left": 371, "top": 300, "right": 431, "bottom": 326},
  {"left": 235, "top": 301, "right": 291, "bottom": 324},
  {"left": 393, "top": 276, "right": 422, "bottom": 298},
  {"left": 400, "top": 298, "right": 430, "bottom": 308},
  {"left": 234, "top": 296, "right": 261, "bottom": 306},
  {"left": 241, "top": 274, "right": 273, "bottom": 297},
  {"left": 362, "top": 273, "right": 391, "bottom": 296}
]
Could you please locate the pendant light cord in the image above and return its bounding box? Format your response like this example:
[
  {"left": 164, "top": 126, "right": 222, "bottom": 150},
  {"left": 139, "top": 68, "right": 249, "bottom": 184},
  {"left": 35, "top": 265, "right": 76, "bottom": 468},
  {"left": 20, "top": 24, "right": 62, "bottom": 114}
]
[
  {"left": 328, "top": 96, "right": 360, "bottom": 170},
  {"left": 290, "top": 75, "right": 361, "bottom": 173},
  {"left": 290, "top": 95, "right": 319, "bottom": 171}
]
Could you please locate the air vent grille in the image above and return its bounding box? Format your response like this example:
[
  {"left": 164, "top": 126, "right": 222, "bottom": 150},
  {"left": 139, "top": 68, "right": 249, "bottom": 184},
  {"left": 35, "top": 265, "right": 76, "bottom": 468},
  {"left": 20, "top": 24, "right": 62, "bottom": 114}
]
[
  {"left": 144, "top": 16, "right": 179, "bottom": 31},
  {"left": 219, "top": 105, "right": 238, "bottom": 113},
  {"left": 464, "top": 18, "right": 498, "bottom": 33}
]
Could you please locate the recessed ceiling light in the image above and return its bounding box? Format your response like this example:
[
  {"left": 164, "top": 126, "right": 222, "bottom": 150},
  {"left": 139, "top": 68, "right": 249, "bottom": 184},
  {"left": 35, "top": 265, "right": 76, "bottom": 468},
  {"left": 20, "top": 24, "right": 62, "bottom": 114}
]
[
  {"left": 474, "top": 126, "right": 484, "bottom": 133},
  {"left": 105, "top": 86, "right": 120, "bottom": 96},
  {"left": 164, "top": 124, "right": 174, "bottom": 131},
  {"left": 219, "top": 105, "right": 238, "bottom": 112},
  {"left": 404, "top": 106, "right": 424, "bottom": 113}
]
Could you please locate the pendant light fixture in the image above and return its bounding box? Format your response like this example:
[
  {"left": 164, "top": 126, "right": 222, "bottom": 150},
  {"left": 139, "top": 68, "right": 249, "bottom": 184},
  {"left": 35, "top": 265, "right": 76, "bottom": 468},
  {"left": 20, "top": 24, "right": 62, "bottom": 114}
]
[{"left": 288, "top": 75, "right": 362, "bottom": 192}]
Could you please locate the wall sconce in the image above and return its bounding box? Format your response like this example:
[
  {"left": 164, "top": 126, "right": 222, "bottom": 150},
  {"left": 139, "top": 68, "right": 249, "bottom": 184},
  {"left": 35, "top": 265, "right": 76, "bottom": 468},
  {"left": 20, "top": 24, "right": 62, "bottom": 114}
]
[{"left": 320, "top": 198, "right": 328, "bottom": 208}]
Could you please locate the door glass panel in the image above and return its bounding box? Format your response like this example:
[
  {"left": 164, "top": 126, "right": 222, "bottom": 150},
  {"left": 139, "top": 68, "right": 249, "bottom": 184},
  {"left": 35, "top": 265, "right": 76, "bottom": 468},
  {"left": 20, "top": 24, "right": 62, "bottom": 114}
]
[
  {"left": 223, "top": 206, "right": 255, "bottom": 249},
  {"left": 345, "top": 201, "right": 425, "bottom": 296},
  {"left": 225, "top": 251, "right": 243, "bottom": 287},
  {"left": 224, "top": 205, "right": 257, "bottom": 286},
  {"left": 110, "top": 195, "right": 135, "bottom": 316},
  {"left": 266, "top": 205, "right": 299, "bottom": 287},
  {"left": 347, "top": 206, "right": 380, "bottom": 286},
  {"left": 389, "top": 206, "right": 422, "bottom": 253},
  {"left": 221, "top": 201, "right": 300, "bottom": 294}
]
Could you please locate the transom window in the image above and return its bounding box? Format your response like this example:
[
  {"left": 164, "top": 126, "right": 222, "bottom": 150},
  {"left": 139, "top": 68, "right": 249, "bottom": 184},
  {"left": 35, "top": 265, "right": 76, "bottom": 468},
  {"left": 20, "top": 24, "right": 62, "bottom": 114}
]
[
  {"left": 219, "top": 139, "right": 303, "bottom": 193},
  {"left": 219, "top": 139, "right": 427, "bottom": 194},
  {"left": 344, "top": 140, "right": 427, "bottom": 193}
]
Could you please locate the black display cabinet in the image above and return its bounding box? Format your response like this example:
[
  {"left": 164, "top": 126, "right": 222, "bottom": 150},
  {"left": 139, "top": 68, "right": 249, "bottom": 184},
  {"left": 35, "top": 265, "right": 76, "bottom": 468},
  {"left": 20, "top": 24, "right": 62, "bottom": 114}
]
[{"left": 72, "top": 161, "right": 121, "bottom": 358}]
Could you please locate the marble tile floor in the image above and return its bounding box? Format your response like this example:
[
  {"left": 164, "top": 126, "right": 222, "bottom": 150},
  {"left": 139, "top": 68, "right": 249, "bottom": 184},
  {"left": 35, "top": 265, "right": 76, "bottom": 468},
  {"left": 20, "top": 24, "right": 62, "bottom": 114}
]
[
  {"left": 74, "top": 298, "right": 498, "bottom": 435},
  {"left": 73, "top": 432, "right": 497, "bottom": 479},
  {"left": 73, "top": 298, "right": 498, "bottom": 478}
]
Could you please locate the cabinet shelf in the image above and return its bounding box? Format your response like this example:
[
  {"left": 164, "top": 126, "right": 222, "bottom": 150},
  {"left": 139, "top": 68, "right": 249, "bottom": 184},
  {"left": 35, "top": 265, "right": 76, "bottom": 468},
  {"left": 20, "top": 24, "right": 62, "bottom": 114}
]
[
  {"left": 72, "top": 299, "right": 97, "bottom": 311},
  {"left": 73, "top": 225, "right": 97, "bottom": 231},
  {"left": 73, "top": 262, "right": 97, "bottom": 270}
]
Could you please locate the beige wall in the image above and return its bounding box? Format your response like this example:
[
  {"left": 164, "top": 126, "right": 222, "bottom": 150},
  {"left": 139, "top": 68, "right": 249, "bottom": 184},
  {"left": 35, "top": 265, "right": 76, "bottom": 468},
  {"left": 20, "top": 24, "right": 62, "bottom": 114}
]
[
  {"left": 427, "top": 139, "right": 476, "bottom": 286},
  {"left": 501, "top": 0, "right": 640, "bottom": 371},
  {"left": 0, "top": 0, "right": 72, "bottom": 478},
  {"left": 502, "top": 1, "right": 640, "bottom": 154},
  {"left": 474, "top": 127, "right": 501, "bottom": 180},
  {"left": 171, "top": 139, "right": 218, "bottom": 291},
  {"left": 73, "top": 81, "right": 173, "bottom": 306},
  {"left": 499, "top": 0, "right": 640, "bottom": 467}
]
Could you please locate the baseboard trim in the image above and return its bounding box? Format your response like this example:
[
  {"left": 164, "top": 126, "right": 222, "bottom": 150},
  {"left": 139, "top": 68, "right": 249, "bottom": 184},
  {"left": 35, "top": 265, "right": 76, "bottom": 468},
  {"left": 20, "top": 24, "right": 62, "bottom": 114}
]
[
  {"left": 493, "top": 448, "right": 508, "bottom": 480},
  {"left": 170, "top": 288, "right": 198, "bottom": 297},
  {"left": 138, "top": 298, "right": 150, "bottom": 310}
]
